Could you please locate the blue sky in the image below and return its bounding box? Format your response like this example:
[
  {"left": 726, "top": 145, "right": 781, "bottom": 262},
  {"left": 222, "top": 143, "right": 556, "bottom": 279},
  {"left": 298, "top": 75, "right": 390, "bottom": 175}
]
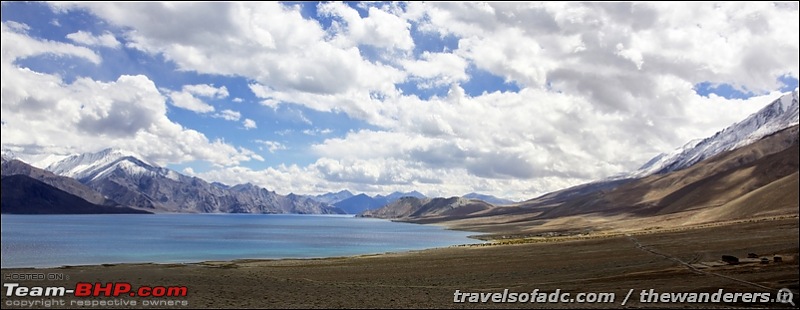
[{"left": 2, "top": 2, "right": 798, "bottom": 200}]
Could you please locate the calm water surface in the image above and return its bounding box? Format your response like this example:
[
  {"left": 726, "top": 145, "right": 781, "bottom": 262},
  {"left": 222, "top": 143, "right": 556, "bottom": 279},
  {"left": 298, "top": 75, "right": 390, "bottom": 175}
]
[{"left": 1, "top": 214, "right": 478, "bottom": 268}]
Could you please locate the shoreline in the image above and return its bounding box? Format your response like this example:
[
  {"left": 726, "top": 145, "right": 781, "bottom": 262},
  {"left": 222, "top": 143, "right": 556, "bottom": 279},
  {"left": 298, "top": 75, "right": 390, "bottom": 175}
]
[
  {"left": 3, "top": 214, "right": 796, "bottom": 270},
  {"left": 2, "top": 217, "right": 797, "bottom": 308}
]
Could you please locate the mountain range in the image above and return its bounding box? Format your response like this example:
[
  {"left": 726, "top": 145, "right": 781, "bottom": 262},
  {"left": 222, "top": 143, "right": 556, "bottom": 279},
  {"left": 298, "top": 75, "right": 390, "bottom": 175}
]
[
  {"left": 313, "top": 190, "right": 355, "bottom": 204},
  {"left": 332, "top": 191, "right": 427, "bottom": 214},
  {"left": 1, "top": 157, "right": 150, "bottom": 214},
  {"left": 2, "top": 89, "right": 796, "bottom": 221},
  {"left": 4, "top": 149, "right": 343, "bottom": 214}
]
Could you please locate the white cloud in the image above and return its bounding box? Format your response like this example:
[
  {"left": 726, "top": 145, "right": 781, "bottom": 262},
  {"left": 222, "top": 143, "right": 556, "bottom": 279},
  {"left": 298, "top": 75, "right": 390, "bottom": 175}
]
[
  {"left": 56, "top": 2, "right": 407, "bottom": 126},
  {"left": 167, "top": 90, "right": 215, "bottom": 113},
  {"left": 318, "top": 2, "right": 414, "bottom": 51},
  {"left": 255, "top": 140, "right": 287, "bottom": 153},
  {"left": 63, "top": 2, "right": 406, "bottom": 97},
  {"left": 1, "top": 23, "right": 260, "bottom": 167},
  {"left": 410, "top": 2, "right": 798, "bottom": 105},
  {"left": 213, "top": 109, "right": 240, "bottom": 121},
  {"left": 302, "top": 128, "right": 333, "bottom": 136},
  {"left": 183, "top": 84, "right": 228, "bottom": 98},
  {"left": 242, "top": 118, "right": 257, "bottom": 130},
  {"left": 5, "top": 21, "right": 31, "bottom": 32},
  {"left": 402, "top": 52, "right": 469, "bottom": 88},
  {"left": 166, "top": 84, "right": 228, "bottom": 114},
  {"left": 1, "top": 22, "right": 100, "bottom": 64},
  {"left": 66, "top": 30, "right": 121, "bottom": 48}
]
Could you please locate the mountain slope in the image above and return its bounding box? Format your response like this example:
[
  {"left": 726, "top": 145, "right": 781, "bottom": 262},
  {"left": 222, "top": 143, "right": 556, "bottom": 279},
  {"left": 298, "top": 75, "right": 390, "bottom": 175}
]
[
  {"left": 43, "top": 149, "right": 343, "bottom": 214},
  {"left": 685, "top": 171, "right": 798, "bottom": 224},
  {"left": 635, "top": 89, "right": 798, "bottom": 176},
  {"left": 1, "top": 157, "right": 118, "bottom": 207},
  {"left": 1, "top": 175, "right": 150, "bottom": 214},
  {"left": 536, "top": 125, "right": 798, "bottom": 219},
  {"left": 377, "top": 191, "right": 427, "bottom": 203},
  {"left": 359, "top": 196, "right": 494, "bottom": 220},
  {"left": 463, "top": 193, "right": 515, "bottom": 205}
]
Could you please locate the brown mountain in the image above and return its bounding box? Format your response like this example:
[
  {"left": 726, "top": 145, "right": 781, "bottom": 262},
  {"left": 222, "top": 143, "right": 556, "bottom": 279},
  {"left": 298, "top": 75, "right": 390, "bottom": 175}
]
[
  {"left": 535, "top": 125, "right": 799, "bottom": 220},
  {"left": 1, "top": 175, "right": 150, "bottom": 214},
  {"left": 360, "top": 196, "right": 494, "bottom": 219},
  {"left": 370, "top": 125, "right": 798, "bottom": 237},
  {"left": 1, "top": 157, "right": 120, "bottom": 207}
]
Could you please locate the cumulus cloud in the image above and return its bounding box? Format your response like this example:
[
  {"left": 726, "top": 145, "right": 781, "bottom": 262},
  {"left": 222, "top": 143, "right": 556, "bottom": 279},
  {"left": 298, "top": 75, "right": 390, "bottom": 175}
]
[
  {"left": 242, "top": 118, "right": 257, "bottom": 130},
  {"left": 62, "top": 2, "right": 406, "bottom": 99},
  {"left": 213, "top": 109, "right": 241, "bottom": 121},
  {"left": 183, "top": 84, "right": 229, "bottom": 98},
  {"left": 318, "top": 2, "right": 415, "bottom": 51},
  {"left": 166, "top": 84, "right": 228, "bottom": 113},
  {"left": 167, "top": 90, "right": 214, "bottom": 113},
  {"left": 1, "top": 22, "right": 100, "bottom": 64},
  {"left": 402, "top": 52, "right": 469, "bottom": 88},
  {"left": 428, "top": 2, "right": 795, "bottom": 102},
  {"left": 1, "top": 22, "right": 260, "bottom": 167},
  {"left": 255, "top": 140, "right": 287, "bottom": 153},
  {"left": 66, "top": 30, "right": 121, "bottom": 48}
]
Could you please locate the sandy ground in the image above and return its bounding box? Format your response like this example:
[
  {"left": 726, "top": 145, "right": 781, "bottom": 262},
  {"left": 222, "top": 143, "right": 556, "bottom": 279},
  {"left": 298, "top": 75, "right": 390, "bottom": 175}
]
[{"left": 1, "top": 218, "right": 798, "bottom": 309}]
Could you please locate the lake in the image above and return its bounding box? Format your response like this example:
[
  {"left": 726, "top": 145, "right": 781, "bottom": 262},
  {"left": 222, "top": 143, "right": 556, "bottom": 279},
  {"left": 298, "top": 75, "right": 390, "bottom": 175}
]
[{"left": 0, "top": 214, "right": 479, "bottom": 268}]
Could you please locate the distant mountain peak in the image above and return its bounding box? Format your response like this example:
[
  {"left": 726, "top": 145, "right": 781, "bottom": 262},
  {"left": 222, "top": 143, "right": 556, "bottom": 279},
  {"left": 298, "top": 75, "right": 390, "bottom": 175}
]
[
  {"left": 462, "top": 192, "right": 516, "bottom": 205},
  {"left": 43, "top": 148, "right": 158, "bottom": 182},
  {"left": 381, "top": 191, "right": 427, "bottom": 203},
  {"left": 314, "top": 190, "right": 355, "bottom": 204}
]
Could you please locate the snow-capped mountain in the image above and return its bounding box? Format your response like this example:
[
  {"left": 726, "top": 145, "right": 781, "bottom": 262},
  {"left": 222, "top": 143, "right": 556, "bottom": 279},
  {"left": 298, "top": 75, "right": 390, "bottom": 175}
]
[
  {"left": 44, "top": 148, "right": 182, "bottom": 182},
  {"left": 634, "top": 88, "right": 799, "bottom": 176},
  {"left": 2, "top": 156, "right": 116, "bottom": 207},
  {"left": 41, "top": 148, "right": 343, "bottom": 214}
]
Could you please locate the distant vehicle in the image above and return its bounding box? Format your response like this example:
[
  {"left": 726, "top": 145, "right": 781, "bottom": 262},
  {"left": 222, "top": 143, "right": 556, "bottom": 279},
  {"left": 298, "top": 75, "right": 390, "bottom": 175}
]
[{"left": 721, "top": 255, "right": 739, "bottom": 265}]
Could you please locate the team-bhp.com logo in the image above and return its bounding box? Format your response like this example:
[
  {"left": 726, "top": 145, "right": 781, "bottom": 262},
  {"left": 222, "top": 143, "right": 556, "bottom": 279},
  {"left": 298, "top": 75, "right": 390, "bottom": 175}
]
[{"left": 4, "top": 282, "right": 188, "bottom": 297}]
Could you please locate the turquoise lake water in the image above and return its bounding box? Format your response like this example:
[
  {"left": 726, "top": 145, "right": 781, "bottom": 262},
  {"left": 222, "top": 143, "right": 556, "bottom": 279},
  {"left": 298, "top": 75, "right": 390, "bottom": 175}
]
[{"left": 1, "top": 214, "right": 478, "bottom": 268}]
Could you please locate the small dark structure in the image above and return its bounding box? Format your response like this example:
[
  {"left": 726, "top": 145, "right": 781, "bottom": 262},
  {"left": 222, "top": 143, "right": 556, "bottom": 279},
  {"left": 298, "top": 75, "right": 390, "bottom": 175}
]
[
  {"left": 747, "top": 253, "right": 759, "bottom": 258},
  {"left": 773, "top": 255, "right": 783, "bottom": 263},
  {"left": 760, "top": 257, "right": 770, "bottom": 264},
  {"left": 722, "top": 255, "right": 739, "bottom": 265}
]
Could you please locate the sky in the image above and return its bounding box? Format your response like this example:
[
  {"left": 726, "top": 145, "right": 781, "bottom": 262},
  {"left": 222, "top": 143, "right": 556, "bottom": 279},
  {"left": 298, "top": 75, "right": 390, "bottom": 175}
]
[{"left": 1, "top": 2, "right": 798, "bottom": 201}]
